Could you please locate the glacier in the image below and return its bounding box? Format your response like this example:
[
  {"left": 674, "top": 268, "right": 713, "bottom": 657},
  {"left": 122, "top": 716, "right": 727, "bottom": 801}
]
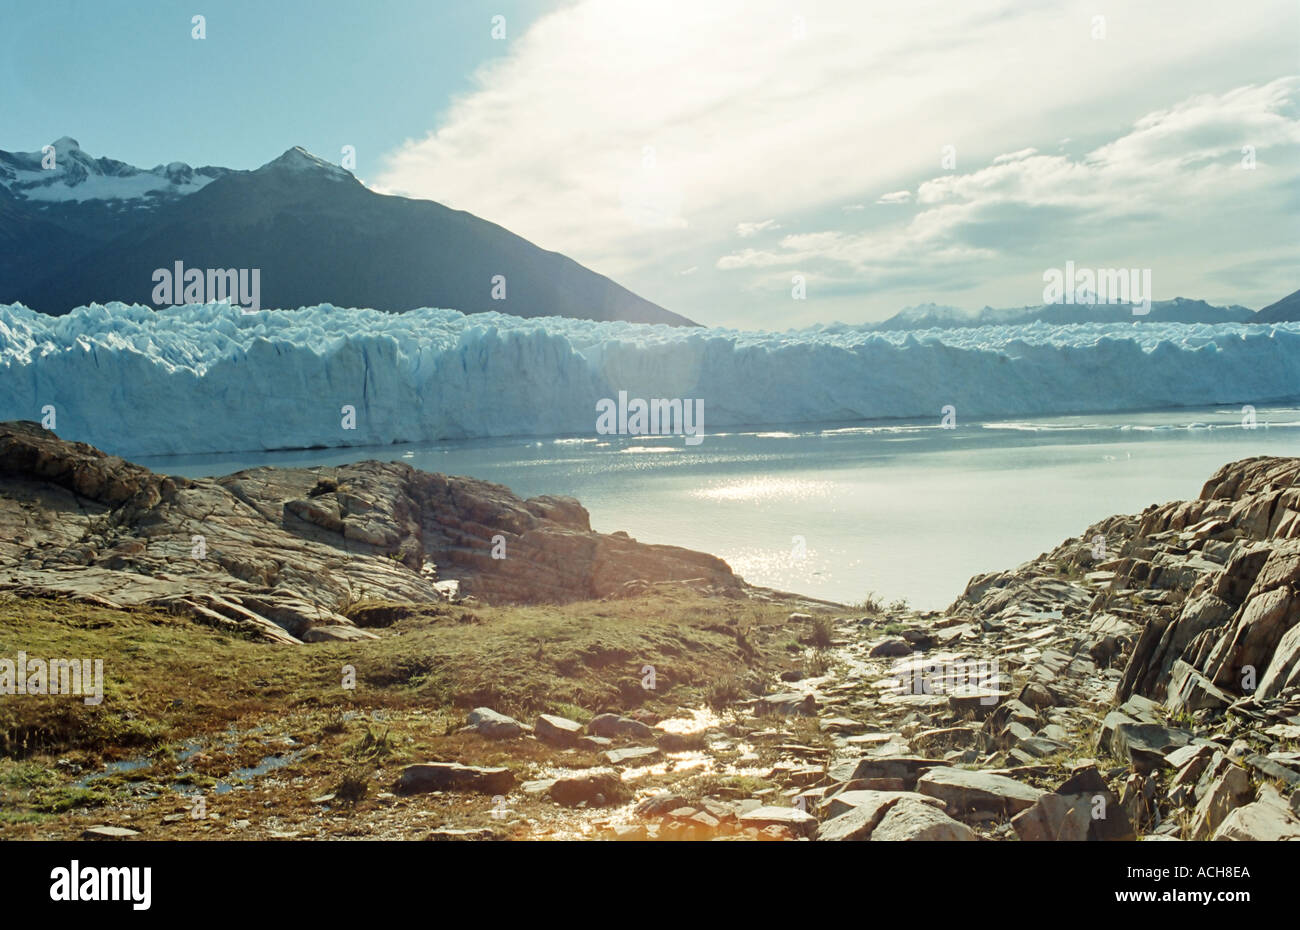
[{"left": 2, "top": 301, "right": 1300, "bottom": 459}]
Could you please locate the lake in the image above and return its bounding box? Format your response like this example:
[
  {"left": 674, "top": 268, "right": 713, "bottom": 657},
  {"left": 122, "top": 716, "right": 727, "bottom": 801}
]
[{"left": 137, "top": 405, "right": 1300, "bottom": 610}]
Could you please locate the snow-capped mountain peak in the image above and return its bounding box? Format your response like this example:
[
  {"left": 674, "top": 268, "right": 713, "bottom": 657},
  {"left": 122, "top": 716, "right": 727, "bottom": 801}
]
[
  {"left": 0, "top": 137, "right": 228, "bottom": 204},
  {"left": 258, "top": 146, "right": 354, "bottom": 181}
]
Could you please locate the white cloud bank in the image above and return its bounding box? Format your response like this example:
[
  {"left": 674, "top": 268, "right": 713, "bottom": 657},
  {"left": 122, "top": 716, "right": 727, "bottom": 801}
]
[{"left": 376, "top": 0, "right": 1300, "bottom": 327}]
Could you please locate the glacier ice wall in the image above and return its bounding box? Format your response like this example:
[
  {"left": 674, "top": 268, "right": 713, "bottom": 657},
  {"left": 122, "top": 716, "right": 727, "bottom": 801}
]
[{"left": 2, "top": 301, "right": 1300, "bottom": 458}]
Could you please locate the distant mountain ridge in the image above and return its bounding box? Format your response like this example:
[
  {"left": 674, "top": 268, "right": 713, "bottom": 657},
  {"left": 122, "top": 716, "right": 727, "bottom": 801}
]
[
  {"left": 873, "top": 296, "right": 1274, "bottom": 330},
  {"left": 1256, "top": 288, "right": 1300, "bottom": 324},
  {"left": 0, "top": 138, "right": 697, "bottom": 326}
]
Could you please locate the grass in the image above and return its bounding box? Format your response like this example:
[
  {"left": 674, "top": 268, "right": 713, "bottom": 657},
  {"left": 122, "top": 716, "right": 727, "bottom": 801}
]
[
  {"left": 809, "top": 617, "right": 835, "bottom": 648},
  {"left": 805, "top": 648, "right": 833, "bottom": 677},
  {"left": 853, "top": 592, "right": 885, "bottom": 614},
  {"left": 705, "top": 676, "right": 746, "bottom": 709},
  {"left": 0, "top": 587, "right": 805, "bottom": 835}
]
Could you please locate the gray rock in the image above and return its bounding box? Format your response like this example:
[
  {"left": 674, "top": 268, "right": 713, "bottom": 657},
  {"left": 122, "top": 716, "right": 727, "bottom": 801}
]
[
  {"left": 1016, "top": 736, "right": 1070, "bottom": 758},
  {"left": 1190, "top": 764, "right": 1252, "bottom": 840},
  {"left": 818, "top": 789, "right": 944, "bottom": 829},
  {"left": 848, "top": 757, "right": 943, "bottom": 790},
  {"left": 1011, "top": 793, "right": 1093, "bottom": 841},
  {"left": 1165, "top": 660, "right": 1232, "bottom": 714},
  {"left": 535, "top": 713, "right": 583, "bottom": 747},
  {"left": 1212, "top": 786, "right": 1300, "bottom": 840},
  {"left": 756, "top": 692, "right": 818, "bottom": 716},
  {"left": 634, "top": 792, "right": 690, "bottom": 817},
  {"left": 549, "top": 768, "right": 624, "bottom": 807},
  {"left": 604, "top": 745, "right": 662, "bottom": 766},
  {"left": 869, "top": 798, "right": 977, "bottom": 841},
  {"left": 1019, "top": 682, "right": 1057, "bottom": 709},
  {"left": 1258, "top": 620, "right": 1300, "bottom": 699},
  {"left": 948, "top": 687, "right": 1011, "bottom": 719},
  {"left": 396, "top": 763, "right": 515, "bottom": 795},
  {"left": 1110, "top": 722, "right": 1193, "bottom": 772},
  {"left": 869, "top": 638, "right": 912, "bottom": 657},
  {"left": 587, "top": 713, "right": 654, "bottom": 740},
  {"left": 738, "top": 805, "right": 818, "bottom": 838},
  {"left": 916, "top": 766, "right": 1044, "bottom": 817},
  {"left": 81, "top": 825, "right": 140, "bottom": 840},
  {"left": 465, "top": 707, "right": 525, "bottom": 739},
  {"left": 1242, "top": 754, "right": 1300, "bottom": 790}
]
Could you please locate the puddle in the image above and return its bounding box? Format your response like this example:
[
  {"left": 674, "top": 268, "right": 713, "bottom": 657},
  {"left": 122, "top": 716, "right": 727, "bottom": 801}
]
[
  {"left": 74, "top": 758, "right": 153, "bottom": 788},
  {"left": 212, "top": 751, "right": 305, "bottom": 795}
]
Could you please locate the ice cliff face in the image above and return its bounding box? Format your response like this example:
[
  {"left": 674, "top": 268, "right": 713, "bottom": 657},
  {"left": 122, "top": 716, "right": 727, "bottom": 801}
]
[{"left": 2, "top": 301, "right": 1299, "bottom": 458}]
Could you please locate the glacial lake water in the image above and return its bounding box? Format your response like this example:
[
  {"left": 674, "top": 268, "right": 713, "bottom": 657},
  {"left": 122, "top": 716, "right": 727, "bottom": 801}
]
[{"left": 138, "top": 405, "right": 1300, "bottom": 611}]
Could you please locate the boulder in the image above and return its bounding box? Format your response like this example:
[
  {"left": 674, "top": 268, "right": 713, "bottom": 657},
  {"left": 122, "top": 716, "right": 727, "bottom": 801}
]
[
  {"left": 396, "top": 763, "right": 515, "bottom": 795},
  {"left": 756, "top": 692, "right": 818, "bottom": 716},
  {"left": 1109, "top": 722, "right": 1192, "bottom": 772},
  {"left": 1258, "top": 620, "right": 1300, "bottom": 699},
  {"left": 534, "top": 713, "right": 583, "bottom": 747},
  {"left": 0, "top": 422, "right": 744, "bottom": 642},
  {"left": 1190, "top": 764, "right": 1252, "bottom": 840},
  {"left": 869, "top": 638, "right": 912, "bottom": 658},
  {"left": 1011, "top": 793, "right": 1093, "bottom": 841},
  {"left": 848, "top": 757, "right": 943, "bottom": 790},
  {"left": 465, "top": 707, "right": 525, "bottom": 739},
  {"left": 587, "top": 713, "right": 654, "bottom": 740},
  {"left": 869, "top": 798, "right": 977, "bottom": 841},
  {"left": 548, "top": 769, "right": 625, "bottom": 807},
  {"left": 819, "top": 789, "right": 943, "bottom": 822},
  {"left": 738, "top": 806, "right": 818, "bottom": 838},
  {"left": 916, "top": 766, "right": 1044, "bottom": 817},
  {"left": 1165, "top": 661, "right": 1232, "bottom": 714},
  {"left": 1212, "top": 786, "right": 1300, "bottom": 841}
]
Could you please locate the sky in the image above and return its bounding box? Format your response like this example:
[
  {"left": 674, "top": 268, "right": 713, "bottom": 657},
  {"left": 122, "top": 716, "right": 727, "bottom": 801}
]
[{"left": 3, "top": 0, "right": 1298, "bottom": 329}]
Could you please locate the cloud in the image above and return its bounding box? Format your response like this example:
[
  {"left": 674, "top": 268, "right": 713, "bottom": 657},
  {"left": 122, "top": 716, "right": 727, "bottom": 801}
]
[
  {"left": 876, "top": 191, "right": 912, "bottom": 204},
  {"left": 716, "top": 78, "right": 1300, "bottom": 299},
  {"left": 374, "top": 0, "right": 1300, "bottom": 326},
  {"left": 992, "top": 148, "right": 1038, "bottom": 164},
  {"left": 736, "top": 219, "right": 781, "bottom": 238}
]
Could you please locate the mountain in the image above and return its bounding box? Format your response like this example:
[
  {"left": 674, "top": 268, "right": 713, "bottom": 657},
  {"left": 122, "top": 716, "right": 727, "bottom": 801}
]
[
  {"left": 1255, "top": 288, "right": 1300, "bottom": 324},
  {"left": 873, "top": 297, "right": 1256, "bottom": 330},
  {"left": 0, "top": 139, "right": 696, "bottom": 326}
]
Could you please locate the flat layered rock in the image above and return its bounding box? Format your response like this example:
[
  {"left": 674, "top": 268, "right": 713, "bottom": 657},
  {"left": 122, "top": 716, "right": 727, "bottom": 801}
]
[
  {"left": 818, "top": 789, "right": 944, "bottom": 827},
  {"left": 848, "top": 757, "right": 945, "bottom": 790},
  {"left": 869, "top": 798, "right": 977, "bottom": 841},
  {"left": 755, "top": 692, "right": 818, "bottom": 716},
  {"left": 81, "top": 825, "right": 140, "bottom": 840},
  {"left": 1212, "top": 787, "right": 1300, "bottom": 841},
  {"left": 738, "top": 806, "right": 818, "bottom": 838},
  {"left": 604, "top": 746, "right": 661, "bottom": 766},
  {"left": 1110, "top": 722, "right": 1193, "bottom": 772},
  {"left": 535, "top": 713, "right": 583, "bottom": 747},
  {"left": 916, "top": 766, "right": 1044, "bottom": 816},
  {"left": 395, "top": 763, "right": 514, "bottom": 796}
]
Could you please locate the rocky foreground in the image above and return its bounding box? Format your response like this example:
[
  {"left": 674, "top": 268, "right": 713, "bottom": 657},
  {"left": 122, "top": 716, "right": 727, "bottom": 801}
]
[
  {"left": 2, "top": 423, "right": 1300, "bottom": 841},
  {"left": 394, "top": 445, "right": 1300, "bottom": 841}
]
